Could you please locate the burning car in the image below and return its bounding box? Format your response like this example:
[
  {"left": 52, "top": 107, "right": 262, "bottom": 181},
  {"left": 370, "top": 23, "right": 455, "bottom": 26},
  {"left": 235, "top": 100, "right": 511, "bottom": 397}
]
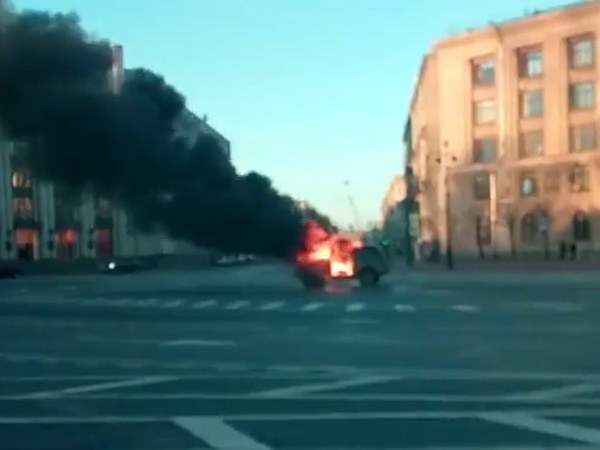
[{"left": 294, "top": 220, "right": 389, "bottom": 288}]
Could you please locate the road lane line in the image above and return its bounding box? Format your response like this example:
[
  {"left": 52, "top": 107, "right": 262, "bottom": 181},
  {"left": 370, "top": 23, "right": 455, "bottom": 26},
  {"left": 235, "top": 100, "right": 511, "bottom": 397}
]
[
  {"left": 505, "top": 382, "right": 600, "bottom": 401},
  {"left": 301, "top": 302, "right": 324, "bottom": 311},
  {"left": 451, "top": 304, "right": 479, "bottom": 313},
  {"left": 260, "top": 301, "right": 284, "bottom": 310},
  {"left": 482, "top": 412, "right": 600, "bottom": 444},
  {"left": 192, "top": 299, "right": 216, "bottom": 309},
  {"left": 253, "top": 375, "right": 397, "bottom": 397},
  {"left": 2, "top": 407, "right": 600, "bottom": 423},
  {"left": 225, "top": 300, "right": 249, "bottom": 310},
  {"left": 174, "top": 417, "right": 272, "bottom": 450},
  {"left": 346, "top": 303, "right": 364, "bottom": 312},
  {"left": 161, "top": 339, "right": 237, "bottom": 347},
  {"left": 394, "top": 304, "right": 416, "bottom": 312},
  {"left": 20, "top": 376, "right": 178, "bottom": 399},
  {"left": 163, "top": 300, "right": 183, "bottom": 308}
]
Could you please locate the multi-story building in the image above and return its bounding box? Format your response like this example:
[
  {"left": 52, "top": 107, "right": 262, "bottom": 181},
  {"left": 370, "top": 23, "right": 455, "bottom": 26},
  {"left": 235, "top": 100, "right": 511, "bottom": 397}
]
[
  {"left": 408, "top": 0, "right": 600, "bottom": 257},
  {"left": 0, "top": 45, "right": 231, "bottom": 261}
]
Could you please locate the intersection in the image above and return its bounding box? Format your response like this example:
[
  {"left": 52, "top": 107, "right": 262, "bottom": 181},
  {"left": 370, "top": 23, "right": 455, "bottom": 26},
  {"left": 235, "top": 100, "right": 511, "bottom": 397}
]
[{"left": 1, "top": 263, "right": 600, "bottom": 449}]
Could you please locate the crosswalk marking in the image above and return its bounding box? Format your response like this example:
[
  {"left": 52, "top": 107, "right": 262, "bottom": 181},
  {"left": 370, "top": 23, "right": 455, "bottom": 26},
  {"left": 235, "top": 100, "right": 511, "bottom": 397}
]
[
  {"left": 302, "top": 302, "right": 324, "bottom": 312},
  {"left": 192, "top": 300, "right": 216, "bottom": 309},
  {"left": 394, "top": 304, "right": 415, "bottom": 312},
  {"left": 260, "top": 301, "right": 284, "bottom": 310},
  {"left": 346, "top": 303, "right": 364, "bottom": 312},
  {"left": 164, "top": 300, "right": 183, "bottom": 308},
  {"left": 452, "top": 304, "right": 479, "bottom": 313},
  {"left": 226, "top": 301, "right": 249, "bottom": 310}
]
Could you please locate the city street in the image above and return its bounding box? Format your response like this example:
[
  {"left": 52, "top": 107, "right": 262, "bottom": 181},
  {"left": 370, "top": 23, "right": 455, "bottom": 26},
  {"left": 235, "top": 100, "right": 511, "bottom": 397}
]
[{"left": 2, "top": 263, "right": 600, "bottom": 449}]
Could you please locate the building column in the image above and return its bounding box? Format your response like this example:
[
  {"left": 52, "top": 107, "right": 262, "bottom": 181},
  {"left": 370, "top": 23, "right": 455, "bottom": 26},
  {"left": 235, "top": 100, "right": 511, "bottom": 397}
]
[
  {"left": 36, "top": 181, "right": 55, "bottom": 259},
  {"left": 80, "top": 194, "right": 95, "bottom": 258},
  {"left": 113, "top": 208, "right": 132, "bottom": 257},
  {"left": 0, "top": 140, "right": 13, "bottom": 260}
]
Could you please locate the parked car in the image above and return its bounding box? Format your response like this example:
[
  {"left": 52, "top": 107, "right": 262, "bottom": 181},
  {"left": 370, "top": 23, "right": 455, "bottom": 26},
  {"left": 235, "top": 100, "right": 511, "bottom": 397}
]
[{"left": 0, "top": 265, "right": 23, "bottom": 279}]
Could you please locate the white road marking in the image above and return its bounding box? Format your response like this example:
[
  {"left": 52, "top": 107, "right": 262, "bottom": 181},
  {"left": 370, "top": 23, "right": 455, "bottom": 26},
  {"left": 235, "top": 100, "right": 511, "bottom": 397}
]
[
  {"left": 394, "top": 304, "right": 416, "bottom": 312},
  {"left": 163, "top": 300, "right": 183, "bottom": 308},
  {"left": 20, "top": 376, "right": 177, "bottom": 399},
  {"left": 505, "top": 382, "right": 600, "bottom": 401},
  {"left": 109, "top": 298, "right": 132, "bottom": 307},
  {"left": 192, "top": 299, "right": 216, "bottom": 309},
  {"left": 482, "top": 412, "right": 600, "bottom": 444},
  {"left": 225, "top": 301, "right": 249, "bottom": 310},
  {"left": 260, "top": 301, "right": 284, "bottom": 310},
  {"left": 253, "top": 375, "right": 397, "bottom": 397},
  {"left": 452, "top": 304, "right": 479, "bottom": 313},
  {"left": 346, "top": 303, "right": 364, "bottom": 312},
  {"left": 135, "top": 298, "right": 157, "bottom": 307},
  {"left": 301, "top": 302, "right": 324, "bottom": 311},
  {"left": 173, "top": 417, "right": 271, "bottom": 450},
  {"left": 161, "top": 339, "right": 237, "bottom": 347},
  {"left": 2, "top": 407, "right": 599, "bottom": 423}
]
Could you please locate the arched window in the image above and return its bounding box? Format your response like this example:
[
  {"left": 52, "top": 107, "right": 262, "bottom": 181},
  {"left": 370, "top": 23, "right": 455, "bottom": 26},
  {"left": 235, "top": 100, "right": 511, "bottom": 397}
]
[
  {"left": 11, "top": 168, "right": 32, "bottom": 189},
  {"left": 573, "top": 211, "right": 591, "bottom": 241},
  {"left": 521, "top": 213, "right": 539, "bottom": 243}
]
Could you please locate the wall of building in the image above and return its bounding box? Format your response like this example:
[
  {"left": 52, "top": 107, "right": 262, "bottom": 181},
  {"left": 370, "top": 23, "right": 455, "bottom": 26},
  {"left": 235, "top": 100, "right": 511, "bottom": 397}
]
[{"left": 409, "top": 1, "right": 600, "bottom": 257}]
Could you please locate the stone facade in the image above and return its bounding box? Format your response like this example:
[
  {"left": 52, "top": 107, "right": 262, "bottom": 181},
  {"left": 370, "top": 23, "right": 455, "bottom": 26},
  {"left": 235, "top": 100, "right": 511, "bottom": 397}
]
[{"left": 408, "top": 1, "right": 600, "bottom": 257}]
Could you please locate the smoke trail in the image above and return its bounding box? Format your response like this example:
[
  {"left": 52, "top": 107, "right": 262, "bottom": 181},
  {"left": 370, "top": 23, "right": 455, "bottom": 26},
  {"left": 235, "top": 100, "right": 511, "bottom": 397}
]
[{"left": 0, "top": 9, "right": 332, "bottom": 257}]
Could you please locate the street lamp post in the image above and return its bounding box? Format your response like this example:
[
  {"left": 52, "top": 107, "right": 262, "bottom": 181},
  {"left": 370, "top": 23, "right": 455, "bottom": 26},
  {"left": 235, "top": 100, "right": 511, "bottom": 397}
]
[{"left": 436, "top": 154, "right": 456, "bottom": 270}]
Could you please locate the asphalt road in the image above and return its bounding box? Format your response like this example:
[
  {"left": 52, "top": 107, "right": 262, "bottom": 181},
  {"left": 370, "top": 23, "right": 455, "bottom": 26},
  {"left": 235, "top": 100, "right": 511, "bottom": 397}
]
[{"left": 2, "top": 263, "right": 600, "bottom": 450}]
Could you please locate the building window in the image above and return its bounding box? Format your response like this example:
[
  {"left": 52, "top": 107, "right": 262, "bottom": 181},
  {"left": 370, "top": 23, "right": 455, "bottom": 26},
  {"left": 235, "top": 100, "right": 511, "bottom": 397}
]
[
  {"left": 520, "top": 172, "right": 538, "bottom": 198},
  {"left": 473, "top": 173, "right": 490, "bottom": 199},
  {"left": 474, "top": 99, "right": 496, "bottom": 124},
  {"left": 519, "top": 130, "right": 544, "bottom": 158},
  {"left": 519, "top": 48, "right": 543, "bottom": 77},
  {"left": 520, "top": 90, "right": 543, "bottom": 117},
  {"left": 475, "top": 216, "right": 492, "bottom": 246},
  {"left": 11, "top": 169, "right": 32, "bottom": 189},
  {"left": 473, "top": 59, "right": 495, "bottom": 85},
  {"left": 473, "top": 138, "right": 497, "bottom": 163},
  {"left": 56, "top": 229, "right": 78, "bottom": 259},
  {"left": 571, "top": 123, "right": 597, "bottom": 151},
  {"left": 569, "top": 36, "right": 595, "bottom": 68},
  {"left": 573, "top": 211, "right": 591, "bottom": 241},
  {"left": 569, "top": 82, "right": 595, "bottom": 109},
  {"left": 13, "top": 198, "right": 34, "bottom": 219},
  {"left": 568, "top": 164, "right": 590, "bottom": 193},
  {"left": 543, "top": 169, "right": 561, "bottom": 194}
]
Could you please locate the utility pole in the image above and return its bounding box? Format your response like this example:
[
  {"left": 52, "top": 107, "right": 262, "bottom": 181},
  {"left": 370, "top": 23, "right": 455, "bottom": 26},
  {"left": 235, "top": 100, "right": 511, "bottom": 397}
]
[{"left": 436, "top": 154, "right": 456, "bottom": 270}]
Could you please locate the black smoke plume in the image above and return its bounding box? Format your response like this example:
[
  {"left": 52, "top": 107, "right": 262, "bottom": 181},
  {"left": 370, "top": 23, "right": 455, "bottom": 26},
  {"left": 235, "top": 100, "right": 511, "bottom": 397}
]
[{"left": 0, "top": 10, "right": 333, "bottom": 257}]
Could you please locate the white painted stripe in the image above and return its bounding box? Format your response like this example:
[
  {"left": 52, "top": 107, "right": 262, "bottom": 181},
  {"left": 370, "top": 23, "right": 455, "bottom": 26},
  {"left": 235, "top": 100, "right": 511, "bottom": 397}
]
[
  {"left": 260, "top": 301, "right": 284, "bottom": 311},
  {"left": 254, "top": 375, "right": 396, "bottom": 397},
  {"left": 1, "top": 408, "right": 598, "bottom": 424},
  {"left": 346, "top": 303, "right": 364, "bottom": 312},
  {"left": 506, "top": 383, "right": 600, "bottom": 401},
  {"left": 110, "top": 298, "right": 131, "bottom": 306},
  {"left": 482, "top": 412, "right": 600, "bottom": 444},
  {"left": 452, "top": 304, "right": 479, "bottom": 313},
  {"left": 394, "top": 304, "right": 416, "bottom": 312},
  {"left": 135, "top": 298, "right": 157, "bottom": 307},
  {"left": 21, "top": 376, "right": 177, "bottom": 399},
  {"left": 225, "top": 301, "right": 249, "bottom": 310},
  {"left": 161, "top": 340, "right": 237, "bottom": 347},
  {"left": 192, "top": 300, "right": 216, "bottom": 309},
  {"left": 12, "top": 392, "right": 600, "bottom": 404},
  {"left": 163, "top": 300, "right": 183, "bottom": 308},
  {"left": 301, "top": 302, "right": 324, "bottom": 311},
  {"left": 173, "top": 417, "right": 271, "bottom": 450}
]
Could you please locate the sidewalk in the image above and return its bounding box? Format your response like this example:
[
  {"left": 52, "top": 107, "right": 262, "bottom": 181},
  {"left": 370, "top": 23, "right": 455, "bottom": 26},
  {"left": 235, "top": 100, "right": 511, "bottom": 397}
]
[{"left": 386, "top": 256, "right": 600, "bottom": 287}]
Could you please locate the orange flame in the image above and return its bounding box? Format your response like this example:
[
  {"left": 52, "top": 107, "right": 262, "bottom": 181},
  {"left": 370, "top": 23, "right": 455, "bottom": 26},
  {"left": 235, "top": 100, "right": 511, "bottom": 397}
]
[{"left": 296, "top": 220, "right": 363, "bottom": 278}]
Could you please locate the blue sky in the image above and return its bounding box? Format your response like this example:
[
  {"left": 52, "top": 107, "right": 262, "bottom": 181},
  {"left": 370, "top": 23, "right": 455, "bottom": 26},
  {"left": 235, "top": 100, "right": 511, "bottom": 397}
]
[{"left": 16, "top": 0, "right": 570, "bottom": 228}]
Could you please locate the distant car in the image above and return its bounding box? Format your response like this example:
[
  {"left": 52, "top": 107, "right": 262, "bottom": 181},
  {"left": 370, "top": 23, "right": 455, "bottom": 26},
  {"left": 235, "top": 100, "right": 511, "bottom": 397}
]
[
  {"left": 0, "top": 266, "right": 23, "bottom": 279},
  {"left": 101, "top": 259, "right": 150, "bottom": 274}
]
